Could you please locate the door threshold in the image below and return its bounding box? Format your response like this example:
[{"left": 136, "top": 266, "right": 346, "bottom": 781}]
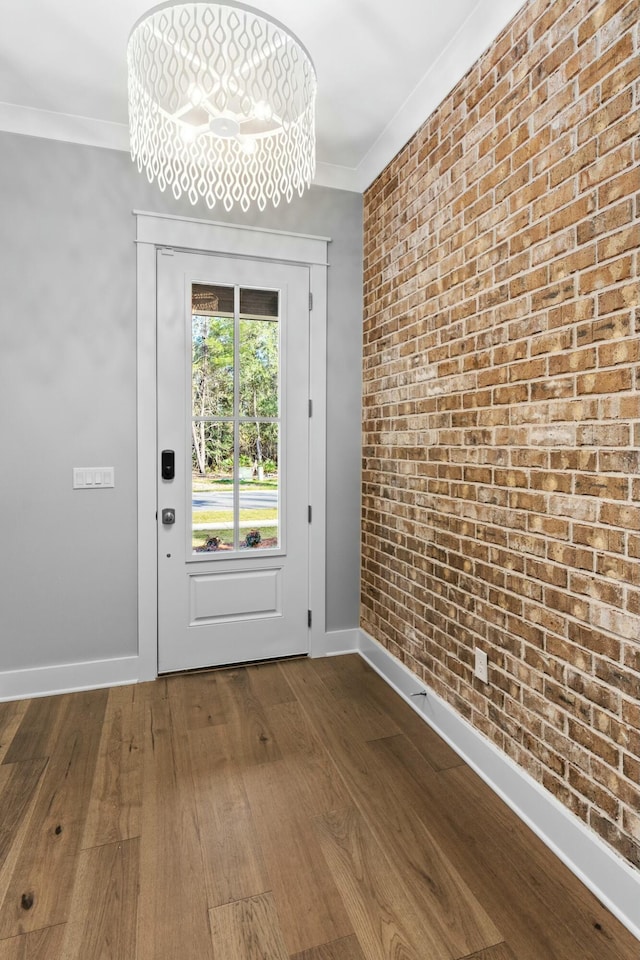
[{"left": 158, "top": 652, "right": 308, "bottom": 678}]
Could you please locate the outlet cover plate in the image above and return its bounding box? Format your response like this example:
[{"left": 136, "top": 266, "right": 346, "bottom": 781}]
[{"left": 474, "top": 648, "right": 489, "bottom": 683}]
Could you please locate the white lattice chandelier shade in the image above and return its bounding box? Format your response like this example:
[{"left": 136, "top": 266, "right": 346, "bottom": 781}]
[{"left": 127, "top": 1, "right": 317, "bottom": 212}]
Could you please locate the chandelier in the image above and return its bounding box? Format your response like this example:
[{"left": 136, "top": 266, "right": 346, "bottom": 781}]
[{"left": 127, "top": 1, "right": 317, "bottom": 212}]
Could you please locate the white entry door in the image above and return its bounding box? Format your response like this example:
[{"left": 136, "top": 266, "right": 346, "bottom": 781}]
[{"left": 157, "top": 250, "right": 310, "bottom": 673}]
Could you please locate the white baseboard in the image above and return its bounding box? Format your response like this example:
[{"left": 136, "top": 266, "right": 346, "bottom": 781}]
[
  {"left": 0, "top": 627, "right": 362, "bottom": 702},
  {"left": 0, "top": 656, "right": 140, "bottom": 702},
  {"left": 311, "top": 628, "right": 360, "bottom": 658},
  {"left": 358, "top": 629, "right": 640, "bottom": 942}
]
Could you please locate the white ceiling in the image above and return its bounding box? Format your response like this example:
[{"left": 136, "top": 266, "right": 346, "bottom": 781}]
[{"left": 0, "top": 0, "right": 525, "bottom": 192}]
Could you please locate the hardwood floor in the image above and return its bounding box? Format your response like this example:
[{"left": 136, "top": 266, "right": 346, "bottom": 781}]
[{"left": 0, "top": 654, "right": 637, "bottom": 959}]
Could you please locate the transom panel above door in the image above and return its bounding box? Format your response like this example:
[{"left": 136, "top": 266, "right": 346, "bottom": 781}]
[{"left": 157, "top": 250, "right": 311, "bottom": 673}]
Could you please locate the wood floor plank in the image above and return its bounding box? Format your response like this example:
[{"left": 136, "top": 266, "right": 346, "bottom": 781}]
[
  {"left": 188, "top": 724, "right": 270, "bottom": 907},
  {"left": 315, "top": 805, "right": 451, "bottom": 960},
  {"left": 309, "top": 655, "right": 372, "bottom": 700},
  {"left": 325, "top": 690, "right": 400, "bottom": 743},
  {"left": 102, "top": 682, "right": 144, "bottom": 716},
  {"left": 208, "top": 893, "right": 289, "bottom": 960},
  {"left": 0, "top": 702, "right": 28, "bottom": 765},
  {"left": 295, "top": 658, "right": 400, "bottom": 743},
  {"left": 0, "top": 924, "right": 66, "bottom": 960},
  {"left": 59, "top": 838, "right": 139, "bottom": 960},
  {"left": 290, "top": 933, "right": 367, "bottom": 960},
  {"left": 0, "top": 689, "right": 108, "bottom": 939},
  {"left": 241, "top": 660, "right": 296, "bottom": 707},
  {"left": 165, "top": 672, "right": 226, "bottom": 729},
  {"left": 0, "top": 760, "right": 49, "bottom": 920},
  {"left": 287, "top": 659, "right": 502, "bottom": 958},
  {"left": 82, "top": 685, "right": 144, "bottom": 848},
  {"left": 242, "top": 759, "right": 353, "bottom": 955},
  {"left": 307, "top": 662, "right": 399, "bottom": 743},
  {"left": 136, "top": 677, "right": 169, "bottom": 702},
  {"left": 264, "top": 701, "right": 350, "bottom": 817},
  {"left": 262, "top": 698, "right": 314, "bottom": 757},
  {"left": 1, "top": 697, "right": 64, "bottom": 765},
  {"left": 0, "top": 761, "right": 47, "bottom": 867},
  {"left": 136, "top": 698, "right": 214, "bottom": 960},
  {"left": 214, "top": 668, "right": 282, "bottom": 765}
]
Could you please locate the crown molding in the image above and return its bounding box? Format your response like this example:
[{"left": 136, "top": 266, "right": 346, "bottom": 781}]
[
  {"left": 0, "top": 100, "right": 131, "bottom": 151},
  {"left": 312, "top": 161, "right": 361, "bottom": 193},
  {"left": 354, "top": 0, "right": 527, "bottom": 191}
]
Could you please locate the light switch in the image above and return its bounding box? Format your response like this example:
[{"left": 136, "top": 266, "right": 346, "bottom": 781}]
[{"left": 73, "top": 467, "right": 115, "bottom": 489}]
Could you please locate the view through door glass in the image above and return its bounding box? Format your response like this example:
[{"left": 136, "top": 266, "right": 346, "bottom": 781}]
[{"left": 191, "top": 282, "right": 281, "bottom": 555}]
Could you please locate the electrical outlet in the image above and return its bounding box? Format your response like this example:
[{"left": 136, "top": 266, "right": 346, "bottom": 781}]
[{"left": 474, "top": 648, "right": 489, "bottom": 684}]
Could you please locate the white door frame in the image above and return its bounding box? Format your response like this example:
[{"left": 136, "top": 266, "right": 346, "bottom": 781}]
[{"left": 134, "top": 210, "right": 330, "bottom": 680}]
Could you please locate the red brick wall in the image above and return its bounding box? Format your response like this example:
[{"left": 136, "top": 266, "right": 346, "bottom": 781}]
[{"left": 362, "top": 0, "right": 640, "bottom": 867}]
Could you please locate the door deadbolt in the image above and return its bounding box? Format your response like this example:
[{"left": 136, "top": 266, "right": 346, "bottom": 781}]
[
  {"left": 161, "top": 449, "right": 175, "bottom": 480},
  {"left": 162, "top": 508, "right": 176, "bottom": 525}
]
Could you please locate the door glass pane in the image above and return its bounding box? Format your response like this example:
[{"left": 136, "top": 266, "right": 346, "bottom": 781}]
[
  {"left": 239, "top": 317, "right": 279, "bottom": 418},
  {"left": 192, "top": 286, "right": 234, "bottom": 418},
  {"left": 239, "top": 422, "right": 279, "bottom": 551},
  {"left": 239, "top": 287, "right": 278, "bottom": 318},
  {"left": 193, "top": 283, "right": 234, "bottom": 314},
  {"left": 192, "top": 422, "right": 234, "bottom": 553}
]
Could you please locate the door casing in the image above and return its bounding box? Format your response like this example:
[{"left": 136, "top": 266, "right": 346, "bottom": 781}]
[{"left": 134, "top": 211, "right": 329, "bottom": 680}]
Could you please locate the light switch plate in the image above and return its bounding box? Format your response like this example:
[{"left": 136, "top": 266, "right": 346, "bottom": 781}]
[{"left": 73, "top": 467, "right": 115, "bottom": 489}]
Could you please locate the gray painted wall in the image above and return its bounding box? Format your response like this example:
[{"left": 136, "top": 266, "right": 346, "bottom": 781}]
[{"left": 0, "top": 132, "right": 362, "bottom": 673}]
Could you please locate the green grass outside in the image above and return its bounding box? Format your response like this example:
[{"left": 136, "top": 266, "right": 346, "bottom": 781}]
[
  {"left": 192, "top": 508, "right": 277, "bottom": 524},
  {"left": 192, "top": 476, "right": 278, "bottom": 492}
]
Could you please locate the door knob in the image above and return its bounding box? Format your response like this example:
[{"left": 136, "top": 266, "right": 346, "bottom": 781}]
[{"left": 162, "top": 508, "right": 176, "bottom": 525}]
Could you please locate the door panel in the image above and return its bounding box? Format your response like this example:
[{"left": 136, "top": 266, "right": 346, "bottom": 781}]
[
  {"left": 189, "top": 567, "right": 281, "bottom": 624},
  {"left": 157, "top": 251, "right": 310, "bottom": 672}
]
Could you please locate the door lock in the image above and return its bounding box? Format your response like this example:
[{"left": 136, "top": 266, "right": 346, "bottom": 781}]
[
  {"left": 161, "top": 508, "right": 176, "bottom": 525},
  {"left": 161, "top": 449, "right": 175, "bottom": 480}
]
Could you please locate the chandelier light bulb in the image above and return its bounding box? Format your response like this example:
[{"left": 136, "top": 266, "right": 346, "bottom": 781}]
[
  {"left": 253, "top": 100, "right": 273, "bottom": 122},
  {"left": 127, "top": 1, "right": 317, "bottom": 212},
  {"left": 240, "top": 136, "right": 257, "bottom": 155},
  {"left": 180, "top": 123, "right": 198, "bottom": 144},
  {"left": 188, "top": 84, "right": 205, "bottom": 107}
]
